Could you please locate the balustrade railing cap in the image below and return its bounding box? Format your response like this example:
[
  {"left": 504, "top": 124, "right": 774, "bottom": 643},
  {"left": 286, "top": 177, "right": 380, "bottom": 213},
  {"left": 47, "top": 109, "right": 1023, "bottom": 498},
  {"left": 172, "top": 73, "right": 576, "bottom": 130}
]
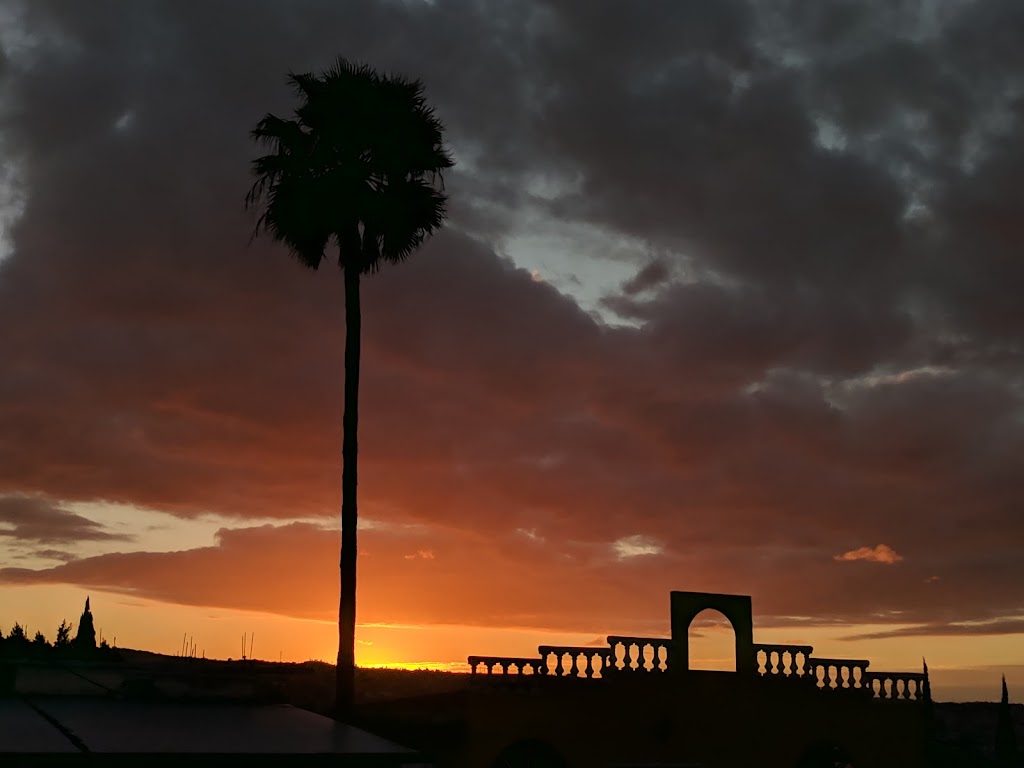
[
  {"left": 865, "top": 671, "right": 925, "bottom": 678},
  {"left": 537, "top": 645, "right": 608, "bottom": 654}
]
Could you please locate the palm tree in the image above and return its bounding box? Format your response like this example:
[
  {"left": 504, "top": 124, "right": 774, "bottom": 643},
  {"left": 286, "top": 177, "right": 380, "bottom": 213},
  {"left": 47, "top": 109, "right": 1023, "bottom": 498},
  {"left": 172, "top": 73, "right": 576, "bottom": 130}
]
[{"left": 246, "top": 58, "right": 452, "bottom": 720}]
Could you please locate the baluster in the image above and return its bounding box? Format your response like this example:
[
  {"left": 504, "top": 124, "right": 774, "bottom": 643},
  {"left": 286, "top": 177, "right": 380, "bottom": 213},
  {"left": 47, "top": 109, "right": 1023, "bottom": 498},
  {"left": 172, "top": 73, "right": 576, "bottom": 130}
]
[
  {"left": 644, "top": 643, "right": 654, "bottom": 672},
  {"left": 896, "top": 678, "right": 906, "bottom": 700},
  {"left": 757, "top": 649, "right": 766, "bottom": 676},
  {"left": 840, "top": 665, "right": 850, "bottom": 689},
  {"left": 572, "top": 652, "right": 583, "bottom": 678},
  {"left": 470, "top": 659, "right": 479, "bottom": 675},
  {"left": 782, "top": 650, "right": 793, "bottom": 676}
]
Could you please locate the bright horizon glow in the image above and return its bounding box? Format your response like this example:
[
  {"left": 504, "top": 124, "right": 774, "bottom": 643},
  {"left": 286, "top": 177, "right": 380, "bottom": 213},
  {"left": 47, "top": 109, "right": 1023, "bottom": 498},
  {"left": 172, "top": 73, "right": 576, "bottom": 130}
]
[{"left": 0, "top": 584, "right": 1019, "bottom": 703}]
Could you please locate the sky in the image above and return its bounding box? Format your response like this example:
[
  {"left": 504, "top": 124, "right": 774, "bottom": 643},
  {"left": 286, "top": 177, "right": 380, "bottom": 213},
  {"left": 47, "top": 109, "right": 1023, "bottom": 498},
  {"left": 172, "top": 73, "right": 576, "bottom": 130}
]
[{"left": 0, "top": 0, "right": 1022, "bottom": 703}]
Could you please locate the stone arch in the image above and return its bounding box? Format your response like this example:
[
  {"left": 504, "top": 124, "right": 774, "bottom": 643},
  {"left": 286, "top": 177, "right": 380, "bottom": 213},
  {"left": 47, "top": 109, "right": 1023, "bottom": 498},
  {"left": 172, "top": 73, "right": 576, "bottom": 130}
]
[{"left": 670, "top": 591, "right": 755, "bottom": 674}]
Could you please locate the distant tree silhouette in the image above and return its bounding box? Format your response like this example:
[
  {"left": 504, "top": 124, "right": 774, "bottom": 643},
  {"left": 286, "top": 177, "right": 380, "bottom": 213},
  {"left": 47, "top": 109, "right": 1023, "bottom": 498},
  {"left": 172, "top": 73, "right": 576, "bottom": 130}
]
[
  {"left": 32, "top": 630, "right": 48, "bottom": 647},
  {"left": 7, "top": 622, "right": 26, "bottom": 643},
  {"left": 54, "top": 619, "right": 72, "bottom": 649},
  {"left": 247, "top": 56, "right": 452, "bottom": 720},
  {"left": 73, "top": 597, "right": 96, "bottom": 650}
]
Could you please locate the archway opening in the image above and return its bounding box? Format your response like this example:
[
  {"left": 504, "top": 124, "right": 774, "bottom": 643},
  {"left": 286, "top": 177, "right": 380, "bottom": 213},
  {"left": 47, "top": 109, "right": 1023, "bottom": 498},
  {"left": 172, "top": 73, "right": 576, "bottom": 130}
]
[{"left": 688, "top": 608, "right": 737, "bottom": 671}]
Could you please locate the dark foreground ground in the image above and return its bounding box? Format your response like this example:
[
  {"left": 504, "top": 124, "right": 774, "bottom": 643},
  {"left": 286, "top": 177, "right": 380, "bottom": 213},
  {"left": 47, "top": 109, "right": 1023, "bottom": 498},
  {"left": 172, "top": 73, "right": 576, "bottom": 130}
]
[{"left": 5, "top": 649, "right": 1022, "bottom": 767}]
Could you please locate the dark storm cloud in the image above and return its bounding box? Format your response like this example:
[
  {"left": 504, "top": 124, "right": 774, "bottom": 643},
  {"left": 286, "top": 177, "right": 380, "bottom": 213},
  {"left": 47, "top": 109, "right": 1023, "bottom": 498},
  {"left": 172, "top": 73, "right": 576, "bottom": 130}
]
[{"left": 0, "top": 0, "right": 1022, "bottom": 634}]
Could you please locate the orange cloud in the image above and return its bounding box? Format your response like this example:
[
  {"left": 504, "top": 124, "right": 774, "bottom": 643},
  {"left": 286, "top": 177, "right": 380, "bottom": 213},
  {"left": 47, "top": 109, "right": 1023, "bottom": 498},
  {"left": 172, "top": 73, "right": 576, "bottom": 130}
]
[{"left": 834, "top": 544, "right": 903, "bottom": 565}]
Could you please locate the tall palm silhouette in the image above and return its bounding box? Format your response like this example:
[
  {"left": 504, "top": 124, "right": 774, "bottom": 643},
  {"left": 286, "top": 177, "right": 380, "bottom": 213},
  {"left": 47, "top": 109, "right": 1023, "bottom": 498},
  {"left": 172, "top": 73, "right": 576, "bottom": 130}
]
[{"left": 246, "top": 57, "right": 452, "bottom": 719}]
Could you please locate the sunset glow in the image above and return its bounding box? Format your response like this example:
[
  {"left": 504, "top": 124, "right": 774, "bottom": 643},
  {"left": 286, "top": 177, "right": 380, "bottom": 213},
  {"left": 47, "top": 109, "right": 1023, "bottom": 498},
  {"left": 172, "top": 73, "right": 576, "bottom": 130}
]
[{"left": 1, "top": 0, "right": 1023, "bottom": 712}]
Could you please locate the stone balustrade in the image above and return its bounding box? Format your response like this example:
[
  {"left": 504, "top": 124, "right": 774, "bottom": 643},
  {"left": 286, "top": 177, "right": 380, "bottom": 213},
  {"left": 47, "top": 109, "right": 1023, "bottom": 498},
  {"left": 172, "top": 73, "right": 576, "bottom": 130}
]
[
  {"left": 863, "top": 671, "right": 928, "bottom": 701},
  {"left": 467, "top": 655, "right": 542, "bottom": 676},
  {"left": 605, "top": 636, "right": 671, "bottom": 674},
  {"left": 537, "top": 646, "right": 611, "bottom": 678},
  {"left": 753, "top": 643, "right": 814, "bottom": 678},
  {"left": 468, "top": 622, "right": 929, "bottom": 708},
  {"left": 805, "top": 657, "right": 872, "bottom": 692}
]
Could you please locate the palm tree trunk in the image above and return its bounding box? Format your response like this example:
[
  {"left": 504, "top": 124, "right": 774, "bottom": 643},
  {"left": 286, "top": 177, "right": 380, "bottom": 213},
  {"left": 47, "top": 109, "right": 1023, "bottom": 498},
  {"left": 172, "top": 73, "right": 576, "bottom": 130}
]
[{"left": 336, "top": 261, "right": 361, "bottom": 721}]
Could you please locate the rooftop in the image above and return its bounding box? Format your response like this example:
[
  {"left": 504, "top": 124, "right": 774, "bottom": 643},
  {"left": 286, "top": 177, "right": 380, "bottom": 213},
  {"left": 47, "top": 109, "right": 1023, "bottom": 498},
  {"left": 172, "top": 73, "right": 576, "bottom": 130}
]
[{"left": 0, "top": 696, "right": 425, "bottom": 766}]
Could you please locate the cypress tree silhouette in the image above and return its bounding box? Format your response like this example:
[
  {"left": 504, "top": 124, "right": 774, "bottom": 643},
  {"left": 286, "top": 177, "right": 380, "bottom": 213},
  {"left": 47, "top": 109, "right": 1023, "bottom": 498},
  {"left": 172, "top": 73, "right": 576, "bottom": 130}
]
[
  {"left": 247, "top": 57, "right": 452, "bottom": 721},
  {"left": 54, "top": 619, "right": 72, "bottom": 649},
  {"left": 995, "top": 675, "right": 1018, "bottom": 768},
  {"left": 73, "top": 597, "right": 96, "bottom": 650}
]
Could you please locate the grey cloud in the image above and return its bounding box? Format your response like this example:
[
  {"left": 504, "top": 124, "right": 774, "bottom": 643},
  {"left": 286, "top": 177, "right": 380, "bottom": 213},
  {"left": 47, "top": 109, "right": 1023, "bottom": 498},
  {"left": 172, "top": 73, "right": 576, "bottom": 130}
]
[
  {"left": 0, "top": 495, "right": 129, "bottom": 544},
  {"left": 843, "top": 618, "right": 1024, "bottom": 641}
]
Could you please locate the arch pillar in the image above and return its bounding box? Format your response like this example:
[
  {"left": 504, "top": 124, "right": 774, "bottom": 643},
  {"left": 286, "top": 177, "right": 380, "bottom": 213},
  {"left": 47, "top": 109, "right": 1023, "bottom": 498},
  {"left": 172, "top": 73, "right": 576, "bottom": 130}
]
[{"left": 670, "top": 591, "right": 755, "bottom": 675}]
